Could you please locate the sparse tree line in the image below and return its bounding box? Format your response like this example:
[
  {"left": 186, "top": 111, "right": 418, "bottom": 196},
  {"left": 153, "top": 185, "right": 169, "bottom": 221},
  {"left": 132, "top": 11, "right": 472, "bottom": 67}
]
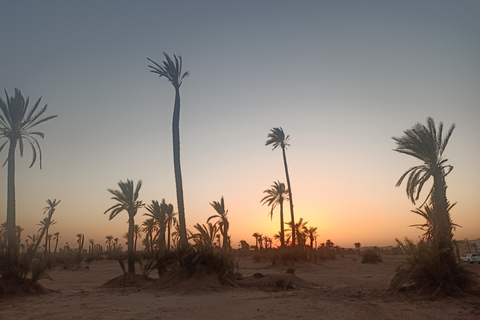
[{"left": 1, "top": 54, "right": 478, "bottom": 296}]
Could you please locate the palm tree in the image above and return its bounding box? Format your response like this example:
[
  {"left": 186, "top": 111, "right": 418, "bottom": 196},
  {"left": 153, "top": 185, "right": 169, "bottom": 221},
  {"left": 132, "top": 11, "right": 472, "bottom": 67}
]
[
  {"left": 266, "top": 127, "right": 296, "bottom": 246},
  {"left": 207, "top": 196, "right": 230, "bottom": 252},
  {"left": 148, "top": 53, "right": 189, "bottom": 247},
  {"left": 35, "top": 199, "right": 60, "bottom": 255},
  {"left": 261, "top": 180, "right": 288, "bottom": 247},
  {"left": 393, "top": 118, "right": 455, "bottom": 258},
  {"left": 105, "top": 235, "right": 113, "bottom": 251},
  {"left": 104, "top": 179, "right": 144, "bottom": 274},
  {"left": 141, "top": 218, "right": 157, "bottom": 256},
  {"left": 53, "top": 232, "right": 60, "bottom": 253},
  {"left": 144, "top": 199, "right": 167, "bottom": 253},
  {"left": 76, "top": 233, "right": 84, "bottom": 256},
  {"left": 88, "top": 239, "right": 95, "bottom": 253},
  {"left": 285, "top": 218, "right": 307, "bottom": 247},
  {"left": 190, "top": 223, "right": 218, "bottom": 250},
  {"left": 133, "top": 224, "right": 141, "bottom": 252},
  {"left": 252, "top": 232, "right": 260, "bottom": 249},
  {"left": 34, "top": 216, "right": 57, "bottom": 253},
  {"left": 304, "top": 226, "right": 318, "bottom": 249},
  {"left": 0, "top": 89, "right": 57, "bottom": 272},
  {"left": 161, "top": 200, "right": 177, "bottom": 250}
]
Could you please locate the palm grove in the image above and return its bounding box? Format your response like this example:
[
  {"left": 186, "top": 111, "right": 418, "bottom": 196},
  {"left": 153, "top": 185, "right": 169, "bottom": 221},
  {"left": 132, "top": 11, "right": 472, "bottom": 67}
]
[{"left": 0, "top": 54, "right": 478, "bottom": 295}]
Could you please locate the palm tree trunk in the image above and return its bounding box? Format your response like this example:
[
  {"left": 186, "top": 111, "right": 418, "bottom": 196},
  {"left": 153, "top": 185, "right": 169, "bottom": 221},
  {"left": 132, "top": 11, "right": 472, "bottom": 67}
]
[
  {"left": 282, "top": 147, "right": 295, "bottom": 247},
  {"left": 279, "top": 201, "right": 285, "bottom": 247},
  {"left": 6, "top": 139, "right": 18, "bottom": 273},
  {"left": 172, "top": 87, "right": 187, "bottom": 246},
  {"left": 127, "top": 214, "right": 135, "bottom": 274},
  {"left": 432, "top": 169, "right": 454, "bottom": 254}
]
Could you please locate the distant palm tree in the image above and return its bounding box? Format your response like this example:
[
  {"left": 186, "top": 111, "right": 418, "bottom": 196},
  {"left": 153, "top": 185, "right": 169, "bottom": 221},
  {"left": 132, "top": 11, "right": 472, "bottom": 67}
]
[
  {"left": 0, "top": 89, "right": 57, "bottom": 271},
  {"left": 53, "top": 232, "right": 60, "bottom": 253},
  {"left": 252, "top": 232, "right": 260, "bottom": 249},
  {"left": 208, "top": 196, "right": 230, "bottom": 252},
  {"left": 76, "top": 233, "right": 84, "bottom": 256},
  {"left": 285, "top": 218, "right": 307, "bottom": 247},
  {"left": 141, "top": 218, "right": 157, "bottom": 256},
  {"left": 161, "top": 200, "right": 177, "bottom": 250},
  {"left": 35, "top": 199, "right": 60, "bottom": 255},
  {"left": 105, "top": 235, "right": 113, "bottom": 251},
  {"left": 266, "top": 127, "right": 296, "bottom": 247},
  {"left": 88, "top": 239, "right": 95, "bottom": 253},
  {"left": 393, "top": 118, "right": 455, "bottom": 257},
  {"left": 104, "top": 179, "right": 144, "bottom": 274},
  {"left": 144, "top": 199, "right": 166, "bottom": 253},
  {"left": 304, "top": 226, "right": 318, "bottom": 249},
  {"left": 261, "top": 180, "right": 288, "bottom": 247},
  {"left": 148, "top": 53, "right": 189, "bottom": 247},
  {"left": 133, "top": 224, "right": 141, "bottom": 252},
  {"left": 190, "top": 222, "right": 218, "bottom": 250},
  {"left": 34, "top": 216, "right": 57, "bottom": 253}
]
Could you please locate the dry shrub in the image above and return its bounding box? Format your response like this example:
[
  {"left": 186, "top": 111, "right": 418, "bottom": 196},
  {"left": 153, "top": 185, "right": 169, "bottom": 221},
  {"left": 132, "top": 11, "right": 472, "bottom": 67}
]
[
  {"left": 390, "top": 238, "right": 480, "bottom": 297},
  {"left": 361, "top": 249, "right": 383, "bottom": 264}
]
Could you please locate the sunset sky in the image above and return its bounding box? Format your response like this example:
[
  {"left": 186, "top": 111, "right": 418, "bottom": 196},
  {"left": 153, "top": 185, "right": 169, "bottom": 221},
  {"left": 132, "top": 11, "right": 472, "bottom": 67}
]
[{"left": 0, "top": 0, "right": 479, "bottom": 250}]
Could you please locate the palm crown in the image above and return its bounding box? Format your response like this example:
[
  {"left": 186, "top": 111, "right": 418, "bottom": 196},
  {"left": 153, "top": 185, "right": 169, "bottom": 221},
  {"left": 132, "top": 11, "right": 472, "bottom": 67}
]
[
  {"left": 105, "top": 179, "right": 144, "bottom": 219},
  {"left": 265, "top": 127, "right": 290, "bottom": 150},
  {"left": 393, "top": 117, "right": 455, "bottom": 204},
  {"left": 0, "top": 88, "right": 57, "bottom": 168},
  {"left": 147, "top": 53, "right": 189, "bottom": 88}
]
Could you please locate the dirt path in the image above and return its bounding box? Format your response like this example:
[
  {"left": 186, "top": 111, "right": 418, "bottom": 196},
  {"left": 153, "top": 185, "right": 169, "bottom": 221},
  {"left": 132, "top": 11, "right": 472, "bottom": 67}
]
[{"left": 1, "top": 256, "right": 479, "bottom": 320}]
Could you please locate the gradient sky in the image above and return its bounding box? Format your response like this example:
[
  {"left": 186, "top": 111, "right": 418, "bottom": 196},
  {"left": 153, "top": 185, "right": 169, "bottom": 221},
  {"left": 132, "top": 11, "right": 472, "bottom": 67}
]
[{"left": 1, "top": 0, "right": 479, "bottom": 250}]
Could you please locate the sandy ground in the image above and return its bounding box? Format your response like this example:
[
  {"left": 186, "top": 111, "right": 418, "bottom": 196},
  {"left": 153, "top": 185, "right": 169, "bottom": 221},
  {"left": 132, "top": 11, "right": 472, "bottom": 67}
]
[{"left": 1, "top": 255, "right": 479, "bottom": 320}]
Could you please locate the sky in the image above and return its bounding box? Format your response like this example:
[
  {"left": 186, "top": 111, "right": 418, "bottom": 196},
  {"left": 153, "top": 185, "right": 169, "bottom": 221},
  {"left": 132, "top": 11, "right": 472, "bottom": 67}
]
[{"left": 0, "top": 0, "right": 479, "bottom": 250}]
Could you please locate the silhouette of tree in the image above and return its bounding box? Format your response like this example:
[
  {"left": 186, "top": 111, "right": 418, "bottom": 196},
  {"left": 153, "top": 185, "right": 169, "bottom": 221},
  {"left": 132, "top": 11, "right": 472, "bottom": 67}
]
[
  {"left": 304, "top": 226, "right": 318, "bottom": 249},
  {"left": 148, "top": 53, "right": 189, "bottom": 247},
  {"left": 33, "top": 199, "right": 60, "bottom": 255},
  {"left": 141, "top": 218, "right": 158, "bottom": 256},
  {"left": 104, "top": 179, "right": 144, "bottom": 274},
  {"left": 0, "top": 89, "right": 57, "bottom": 274},
  {"left": 266, "top": 127, "right": 296, "bottom": 246},
  {"left": 261, "top": 180, "right": 288, "bottom": 247},
  {"left": 208, "top": 196, "right": 230, "bottom": 252},
  {"left": 393, "top": 118, "right": 456, "bottom": 262},
  {"left": 53, "top": 232, "right": 60, "bottom": 254},
  {"left": 105, "top": 235, "right": 113, "bottom": 252}
]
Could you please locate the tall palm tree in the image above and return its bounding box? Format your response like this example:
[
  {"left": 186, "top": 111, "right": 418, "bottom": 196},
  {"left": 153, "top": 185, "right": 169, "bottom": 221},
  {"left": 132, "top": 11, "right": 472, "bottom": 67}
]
[
  {"left": 0, "top": 89, "right": 57, "bottom": 272},
  {"left": 207, "top": 196, "right": 229, "bottom": 252},
  {"left": 261, "top": 180, "right": 288, "bottom": 247},
  {"left": 266, "top": 127, "right": 296, "bottom": 246},
  {"left": 104, "top": 179, "right": 144, "bottom": 274},
  {"left": 148, "top": 53, "right": 189, "bottom": 247},
  {"left": 393, "top": 117, "right": 455, "bottom": 256}
]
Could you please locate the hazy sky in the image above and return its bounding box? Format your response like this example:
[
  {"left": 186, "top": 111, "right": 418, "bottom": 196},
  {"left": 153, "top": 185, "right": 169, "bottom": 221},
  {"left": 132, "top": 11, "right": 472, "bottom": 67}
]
[{"left": 1, "top": 0, "right": 479, "bottom": 250}]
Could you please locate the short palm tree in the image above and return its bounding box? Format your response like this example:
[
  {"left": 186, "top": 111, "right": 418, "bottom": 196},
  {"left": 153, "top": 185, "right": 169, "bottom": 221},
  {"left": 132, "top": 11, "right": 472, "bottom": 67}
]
[
  {"left": 104, "top": 179, "right": 144, "bottom": 274},
  {"left": 207, "top": 196, "right": 229, "bottom": 252},
  {"left": 148, "top": 53, "right": 189, "bottom": 247},
  {"left": 35, "top": 217, "right": 56, "bottom": 253},
  {"left": 266, "top": 127, "right": 296, "bottom": 246},
  {"left": 0, "top": 89, "right": 57, "bottom": 273},
  {"left": 261, "top": 180, "right": 288, "bottom": 247}
]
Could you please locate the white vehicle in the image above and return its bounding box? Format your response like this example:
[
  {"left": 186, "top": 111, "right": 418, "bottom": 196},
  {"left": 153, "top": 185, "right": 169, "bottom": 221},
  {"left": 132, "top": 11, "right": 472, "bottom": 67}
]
[{"left": 461, "top": 253, "right": 480, "bottom": 264}]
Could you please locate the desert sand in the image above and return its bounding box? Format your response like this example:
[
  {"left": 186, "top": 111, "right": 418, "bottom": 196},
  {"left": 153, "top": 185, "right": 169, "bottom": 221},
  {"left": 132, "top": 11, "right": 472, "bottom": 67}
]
[{"left": 1, "top": 255, "right": 479, "bottom": 320}]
